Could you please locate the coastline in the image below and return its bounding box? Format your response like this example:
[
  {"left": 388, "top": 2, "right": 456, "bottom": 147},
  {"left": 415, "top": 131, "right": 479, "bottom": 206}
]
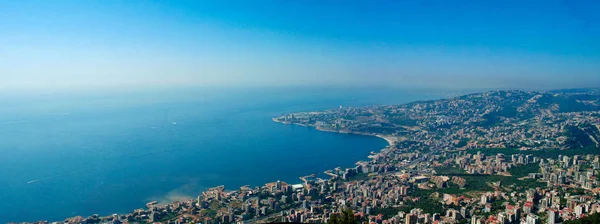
[
  {"left": 26, "top": 118, "right": 391, "bottom": 223},
  {"left": 15, "top": 88, "right": 600, "bottom": 223},
  {"left": 273, "top": 117, "right": 395, "bottom": 147},
  {"left": 375, "top": 135, "right": 396, "bottom": 146}
]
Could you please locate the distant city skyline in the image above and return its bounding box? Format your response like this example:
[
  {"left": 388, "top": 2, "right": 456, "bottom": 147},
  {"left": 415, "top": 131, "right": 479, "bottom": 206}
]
[{"left": 1, "top": 0, "right": 599, "bottom": 91}]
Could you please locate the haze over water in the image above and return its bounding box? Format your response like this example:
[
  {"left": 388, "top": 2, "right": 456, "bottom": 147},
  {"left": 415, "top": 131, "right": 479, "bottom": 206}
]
[
  {"left": 0, "top": 87, "right": 446, "bottom": 222},
  {"left": 1, "top": 0, "right": 599, "bottom": 222}
]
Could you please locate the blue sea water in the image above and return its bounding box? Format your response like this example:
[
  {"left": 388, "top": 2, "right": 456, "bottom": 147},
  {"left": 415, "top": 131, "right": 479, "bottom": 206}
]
[{"left": 0, "top": 87, "right": 445, "bottom": 222}]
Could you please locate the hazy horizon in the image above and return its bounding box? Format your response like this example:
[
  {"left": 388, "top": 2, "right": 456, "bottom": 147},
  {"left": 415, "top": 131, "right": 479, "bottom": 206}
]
[
  {"left": 2, "top": 2, "right": 600, "bottom": 221},
  {"left": 1, "top": 0, "right": 599, "bottom": 92}
]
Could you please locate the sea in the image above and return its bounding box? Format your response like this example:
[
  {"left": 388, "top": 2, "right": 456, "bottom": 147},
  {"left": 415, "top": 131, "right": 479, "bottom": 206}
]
[{"left": 0, "top": 86, "right": 451, "bottom": 222}]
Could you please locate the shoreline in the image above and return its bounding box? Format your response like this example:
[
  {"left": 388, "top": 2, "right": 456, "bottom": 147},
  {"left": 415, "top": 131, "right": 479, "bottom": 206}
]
[
  {"left": 375, "top": 135, "right": 396, "bottom": 146},
  {"left": 273, "top": 117, "right": 396, "bottom": 147},
  {"left": 26, "top": 118, "right": 392, "bottom": 223}
]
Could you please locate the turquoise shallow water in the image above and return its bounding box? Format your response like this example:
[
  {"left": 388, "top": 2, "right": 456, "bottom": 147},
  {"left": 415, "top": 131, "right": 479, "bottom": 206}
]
[{"left": 0, "top": 87, "right": 442, "bottom": 222}]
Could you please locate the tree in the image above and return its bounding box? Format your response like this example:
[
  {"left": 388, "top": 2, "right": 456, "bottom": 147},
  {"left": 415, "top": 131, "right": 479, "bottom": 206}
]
[
  {"left": 328, "top": 213, "right": 340, "bottom": 224},
  {"left": 328, "top": 208, "right": 357, "bottom": 224},
  {"left": 563, "top": 212, "right": 600, "bottom": 224}
]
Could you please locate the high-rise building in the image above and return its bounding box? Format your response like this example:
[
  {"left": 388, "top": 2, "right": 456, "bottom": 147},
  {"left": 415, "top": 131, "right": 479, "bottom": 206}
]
[
  {"left": 399, "top": 186, "right": 408, "bottom": 196},
  {"left": 547, "top": 210, "right": 557, "bottom": 224},
  {"left": 526, "top": 214, "right": 539, "bottom": 224},
  {"left": 471, "top": 216, "right": 483, "bottom": 224},
  {"left": 405, "top": 213, "right": 417, "bottom": 224},
  {"left": 575, "top": 205, "right": 584, "bottom": 217},
  {"left": 446, "top": 209, "right": 458, "bottom": 220},
  {"left": 480, "top": 194, "right": 488, "bottom": 205},
  {"left": 461, "top": 207, "right": 468, "bottom": 219},
  {"left": 497, "top": 212, "right": 507, "bottom": 224}
]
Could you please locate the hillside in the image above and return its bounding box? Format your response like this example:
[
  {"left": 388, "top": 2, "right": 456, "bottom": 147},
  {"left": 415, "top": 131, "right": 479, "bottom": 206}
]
[{"left": 275, "top": 89, "right": 600, "bottom": 151}]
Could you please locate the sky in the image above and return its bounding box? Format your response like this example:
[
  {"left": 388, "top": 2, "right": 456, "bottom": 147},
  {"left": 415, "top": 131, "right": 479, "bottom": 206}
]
[{"left": 1, "top": 0, "right": 599, "bottom": 91}]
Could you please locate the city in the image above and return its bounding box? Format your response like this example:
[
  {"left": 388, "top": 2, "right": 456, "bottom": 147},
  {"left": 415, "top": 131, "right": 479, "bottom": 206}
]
[
  {"left": 3, "top": 0, "right": 600, "bottom": 223},
  {"left": 13, "top": 89, "right": 600, "bottom": 224}
]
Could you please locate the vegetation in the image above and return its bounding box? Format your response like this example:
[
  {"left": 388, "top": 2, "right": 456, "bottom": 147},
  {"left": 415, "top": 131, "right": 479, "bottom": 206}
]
[
  {"left": 467, "top": 147, "right": 600, "bottom": 158},
  {"left": 563, "top": 212, "right": 600, "bottom": 224},
  {"left": 538, "top": 93, "right": 600, "bottom": 113},
  {"left": 348, "top": 173, "right": 371, "bottom": 181},
  {"left": 370, "top": 198, "right": 445, "bottom": 220},
  {"left": 434, "top": 166, "right": 467, "bottom": 175},
  {"left": 158, "top": 212, "right": 178, "bottom": 222},
  {"left": 402, "top": 198, "right": 445, "bottom": 215},
  {"left": 433, "top": 166, "right": 545, "bottom": 191},
  {"left": 455, "top": 139, "right": 468, "bottom": 148},
  {"left": 508, "top": 163, "right": 540, "bottom": 177},
  {"left": 490, "top": 199, "right": 507, "bottom": 211},
  {"left": 327, "top": 208, "right": 357, "bottom": 224}
]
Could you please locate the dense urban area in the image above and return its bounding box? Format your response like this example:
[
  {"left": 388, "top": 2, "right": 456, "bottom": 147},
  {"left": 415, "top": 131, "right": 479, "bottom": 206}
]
[{"left": 14, "top": 89, "right": 600, "bottom": 224}]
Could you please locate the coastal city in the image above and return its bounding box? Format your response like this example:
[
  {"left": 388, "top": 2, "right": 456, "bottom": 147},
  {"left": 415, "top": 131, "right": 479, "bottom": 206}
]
[
  {"left": 13, "top": 89, "right": 600, "bottom": 224},
  {"left": 5, "top": 0, "right": 600, "bottom": 223}
]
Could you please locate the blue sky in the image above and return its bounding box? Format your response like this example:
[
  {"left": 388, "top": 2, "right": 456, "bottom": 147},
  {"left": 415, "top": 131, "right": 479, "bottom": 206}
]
[{"left": 1, "top": 0, "right": 599, "bottom": 91}]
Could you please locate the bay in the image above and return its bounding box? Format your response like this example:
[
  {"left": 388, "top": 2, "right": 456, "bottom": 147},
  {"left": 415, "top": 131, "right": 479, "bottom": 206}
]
[{"left": 0, "top": 87, "right": 444, "bottom": 222}]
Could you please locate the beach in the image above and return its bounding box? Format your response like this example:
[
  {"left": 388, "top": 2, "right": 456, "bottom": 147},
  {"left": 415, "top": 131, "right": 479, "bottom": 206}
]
[{"left": 376, "top": 135, "right": 397, "bottom": 146}]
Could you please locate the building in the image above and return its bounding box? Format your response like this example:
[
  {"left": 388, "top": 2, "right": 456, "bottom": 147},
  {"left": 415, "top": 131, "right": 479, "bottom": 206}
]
[
  {"left": 547, "top": 209, "right": 557, "bottom": 224},
  {"left": 526, "top": 214, "right": 540, "bottom": 224},
  {"left": 405, "top": 213, "right": 417, "bottom": 224}
]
